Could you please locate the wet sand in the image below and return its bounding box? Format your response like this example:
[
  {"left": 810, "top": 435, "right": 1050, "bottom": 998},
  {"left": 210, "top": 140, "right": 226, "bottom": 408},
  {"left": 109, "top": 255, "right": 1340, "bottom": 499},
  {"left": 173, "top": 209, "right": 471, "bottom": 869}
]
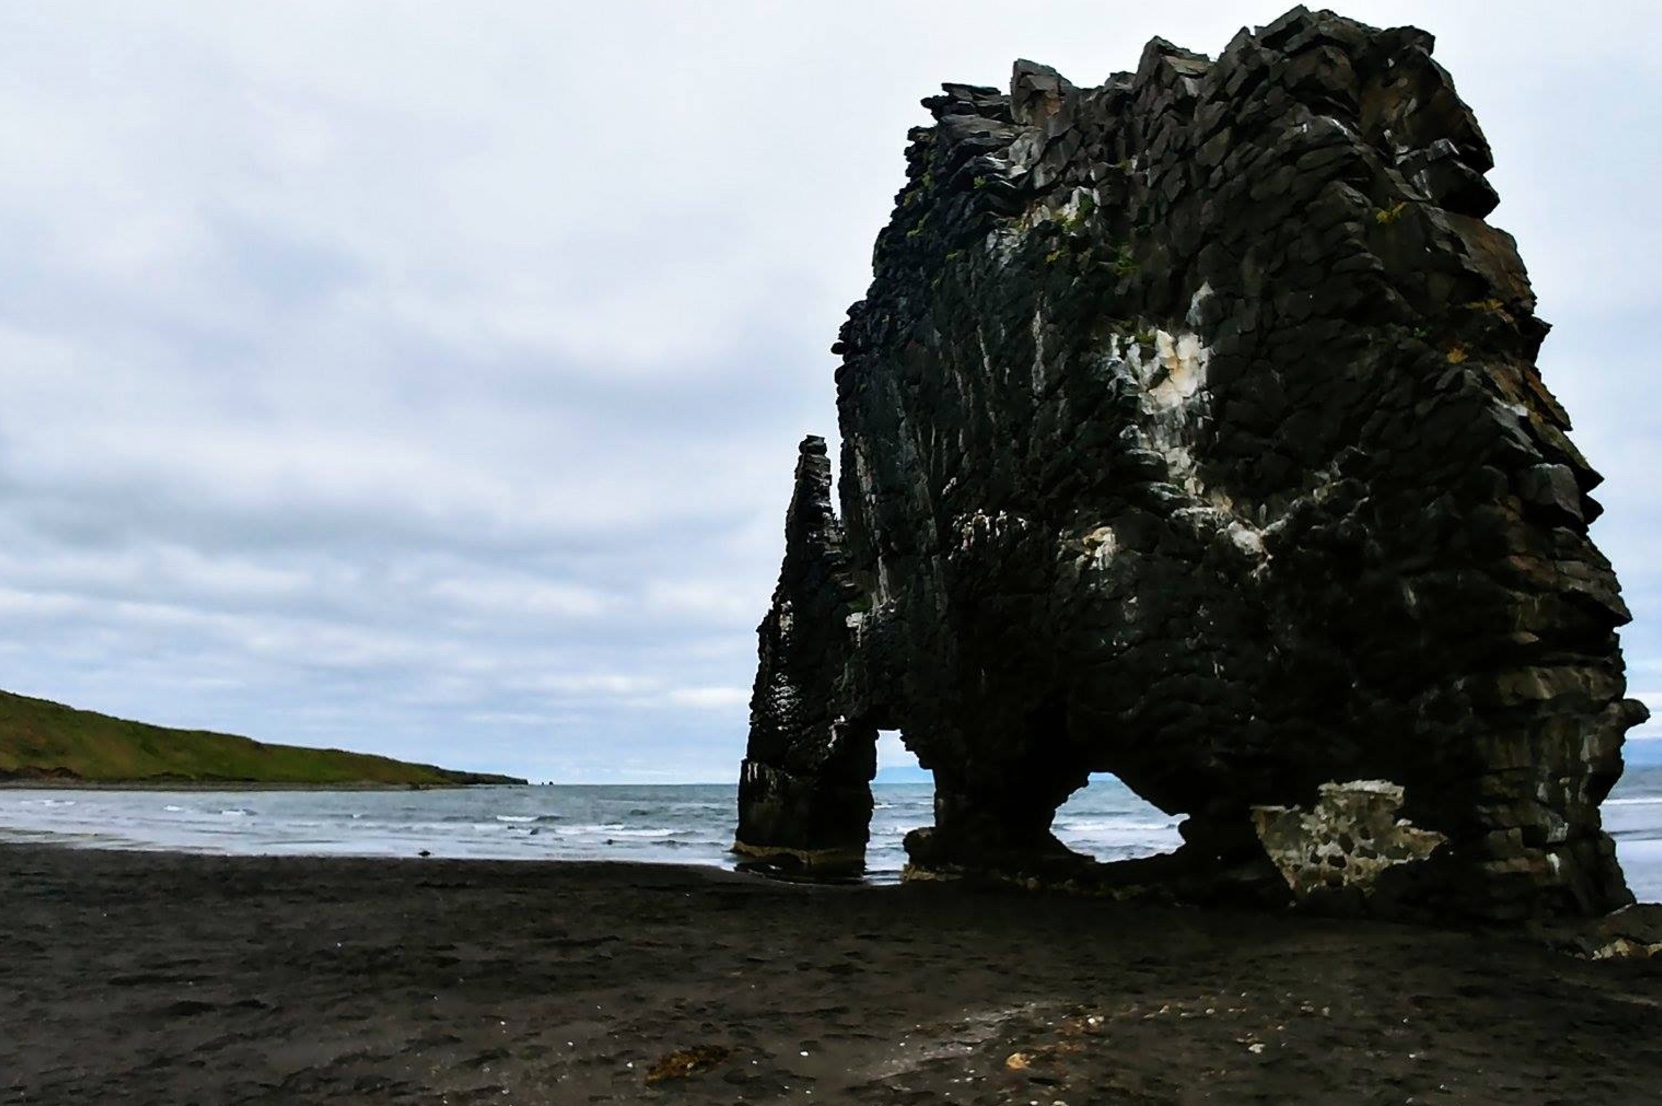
[{"left": 3, "top": 844, "right": 1660, "bottom": 1105}]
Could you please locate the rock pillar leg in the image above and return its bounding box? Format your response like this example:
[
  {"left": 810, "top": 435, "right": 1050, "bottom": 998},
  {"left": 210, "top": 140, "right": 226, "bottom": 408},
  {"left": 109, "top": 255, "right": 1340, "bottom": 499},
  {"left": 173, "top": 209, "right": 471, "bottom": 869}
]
[
  {"left": 733, "top": 437, "right": 875, "bottom": 874},
  {"left": 903, "top": 750, "right": 1091, "bottom": 879}
]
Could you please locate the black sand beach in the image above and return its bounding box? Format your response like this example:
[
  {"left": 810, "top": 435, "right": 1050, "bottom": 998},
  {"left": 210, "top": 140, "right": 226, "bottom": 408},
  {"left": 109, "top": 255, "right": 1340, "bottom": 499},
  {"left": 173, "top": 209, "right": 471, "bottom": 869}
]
[{"left": 3, "top": 844, "right": 1661, "bottom": 1105}]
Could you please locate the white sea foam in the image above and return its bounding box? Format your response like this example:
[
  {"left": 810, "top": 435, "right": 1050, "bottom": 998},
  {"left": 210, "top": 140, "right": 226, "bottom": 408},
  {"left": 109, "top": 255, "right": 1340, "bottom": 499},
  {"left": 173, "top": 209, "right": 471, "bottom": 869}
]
[
  {"left": 1056, "top": 817, "right": 1180, "bottom": 833},
  {"left": 0, "top": 774, "right": 1653, "bottom": 903}
]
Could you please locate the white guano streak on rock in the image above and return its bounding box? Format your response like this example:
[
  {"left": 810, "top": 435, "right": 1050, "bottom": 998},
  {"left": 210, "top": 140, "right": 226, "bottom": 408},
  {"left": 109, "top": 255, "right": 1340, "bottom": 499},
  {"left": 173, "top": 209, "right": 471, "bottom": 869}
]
[
  {"left": 1116, "top": 327, "right": 1210, "bottom": 498},
  {"left": 1013, "top": 184, "right": 1099, "bottom": 237},
  {"left": 955, "top": 509, "right": 1031, "bottom": 554},
  {"left": 1081, "top": 525, "right": 1117, "bottom": 571},
  {"left": 1030, "top": 304, "right": 1047, "bottom": 395},
  {"left": 765, "top": 671, "right": 799, "bottom": 720},
  {"left": 1069, "top": 323, "right": 1276, "bottom": 584}
]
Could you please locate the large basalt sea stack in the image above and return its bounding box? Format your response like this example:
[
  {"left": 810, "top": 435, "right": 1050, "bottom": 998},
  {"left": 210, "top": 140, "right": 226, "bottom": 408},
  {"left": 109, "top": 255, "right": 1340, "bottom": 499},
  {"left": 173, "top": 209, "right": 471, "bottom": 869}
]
[{"left": 735, "top": 7, "right": 1647, "bottom": 921}]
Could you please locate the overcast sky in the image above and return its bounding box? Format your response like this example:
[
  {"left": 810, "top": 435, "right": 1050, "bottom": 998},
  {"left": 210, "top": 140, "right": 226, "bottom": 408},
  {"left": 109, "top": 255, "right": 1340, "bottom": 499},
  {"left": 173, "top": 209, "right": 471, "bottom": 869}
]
[{"left": 0, "top": 3, "right": 1657, "bottom": 782}]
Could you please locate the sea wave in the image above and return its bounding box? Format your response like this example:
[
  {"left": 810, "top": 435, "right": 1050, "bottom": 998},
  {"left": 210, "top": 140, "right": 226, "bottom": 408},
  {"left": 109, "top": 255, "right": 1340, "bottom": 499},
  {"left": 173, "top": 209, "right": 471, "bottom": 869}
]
[
  {"left": 0, "top": 782, "right": 1653, "bottom": 905},
  {"left": 1057, "top": 818, "right": 1180, "bottom": 833}
]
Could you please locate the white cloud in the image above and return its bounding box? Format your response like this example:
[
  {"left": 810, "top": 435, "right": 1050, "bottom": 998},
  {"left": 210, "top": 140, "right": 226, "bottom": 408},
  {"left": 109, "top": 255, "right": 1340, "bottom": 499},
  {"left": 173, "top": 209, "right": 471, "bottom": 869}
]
[
  {"left": 428, "top": 575, "right": 610, "bottom": 620},
  {"left": 668, "top": 687, "right": 750, "bottom": 710},
  {"left": 0, "top": 2, "right": 1656, "bottom": 780}
]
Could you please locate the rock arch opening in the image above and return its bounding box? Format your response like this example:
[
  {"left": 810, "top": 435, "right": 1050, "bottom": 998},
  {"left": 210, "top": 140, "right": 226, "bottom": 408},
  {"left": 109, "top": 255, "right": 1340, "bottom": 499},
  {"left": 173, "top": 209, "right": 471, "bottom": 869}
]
[
  {"left": 1051, "top": 773, "right": 1183, "bottom": 866},
  {"left": 870, "top": 731, "right": 931, "bottom": 879}
]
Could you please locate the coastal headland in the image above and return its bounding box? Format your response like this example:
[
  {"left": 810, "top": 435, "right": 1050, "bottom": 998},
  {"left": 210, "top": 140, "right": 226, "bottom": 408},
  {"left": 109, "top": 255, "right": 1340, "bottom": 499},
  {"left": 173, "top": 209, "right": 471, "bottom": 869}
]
[
  {"left": 3, "top": 844, "right": 1661, "bottom": 1104},
  {"left": 0, "top": 689, "right": 523, "bottom": 788}
]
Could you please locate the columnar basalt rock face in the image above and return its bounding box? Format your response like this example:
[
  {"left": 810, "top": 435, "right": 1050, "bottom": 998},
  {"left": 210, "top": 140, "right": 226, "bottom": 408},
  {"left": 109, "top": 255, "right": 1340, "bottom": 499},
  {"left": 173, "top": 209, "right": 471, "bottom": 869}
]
[
  {"left": 734, "top": 437, "right": 876, "bottom": 873},
  {"left": 735, "top": 7, "right": 1647, "bottom": 920}
]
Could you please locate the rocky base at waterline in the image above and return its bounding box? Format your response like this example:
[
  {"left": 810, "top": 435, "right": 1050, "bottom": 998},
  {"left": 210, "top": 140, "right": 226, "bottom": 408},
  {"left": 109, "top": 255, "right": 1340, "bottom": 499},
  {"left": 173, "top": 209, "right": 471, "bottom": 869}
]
[
  {"left": 4, "top": 845, "right": 1661, "bottom": 1104},
  {"left": 737, "top": 5, "right": 1646, "bottom": 922}
]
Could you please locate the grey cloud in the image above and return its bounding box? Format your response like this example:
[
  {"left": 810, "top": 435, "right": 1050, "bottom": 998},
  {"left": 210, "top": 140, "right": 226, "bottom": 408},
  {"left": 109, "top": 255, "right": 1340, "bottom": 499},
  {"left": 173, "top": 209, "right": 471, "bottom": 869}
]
[{"left": 1, "top": 2, "right": 1658, "bottom": 779}]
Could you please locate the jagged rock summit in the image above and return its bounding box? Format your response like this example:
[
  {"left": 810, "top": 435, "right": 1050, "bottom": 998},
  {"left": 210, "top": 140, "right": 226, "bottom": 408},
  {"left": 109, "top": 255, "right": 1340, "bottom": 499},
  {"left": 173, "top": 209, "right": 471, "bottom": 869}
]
[{"left": 735, "top": 7, "right": 1647, "bottom": 922}]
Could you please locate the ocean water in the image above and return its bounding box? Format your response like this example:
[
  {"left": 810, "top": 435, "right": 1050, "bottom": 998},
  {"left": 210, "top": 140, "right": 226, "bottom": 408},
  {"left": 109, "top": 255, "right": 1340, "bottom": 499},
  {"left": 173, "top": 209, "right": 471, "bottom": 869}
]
[
  {"left": 2, "top": 769, "right": 1658, "bottom": 903},
  {"left": 0, "top": 778, "right": 1180, "bottom": 879}
]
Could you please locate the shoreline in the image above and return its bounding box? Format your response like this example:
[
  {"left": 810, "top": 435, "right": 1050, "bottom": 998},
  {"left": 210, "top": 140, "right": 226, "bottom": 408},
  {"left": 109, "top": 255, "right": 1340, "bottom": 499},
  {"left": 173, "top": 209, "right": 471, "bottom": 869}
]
[
  {"left": 0, "top": 778, "right": 517, "bottom": 792},
  {"left": 4, "top": 843, "right": 1661, "bottom": 1104},
  {"left": 0, "top": 830, "right": 749, "bottom": 872}
]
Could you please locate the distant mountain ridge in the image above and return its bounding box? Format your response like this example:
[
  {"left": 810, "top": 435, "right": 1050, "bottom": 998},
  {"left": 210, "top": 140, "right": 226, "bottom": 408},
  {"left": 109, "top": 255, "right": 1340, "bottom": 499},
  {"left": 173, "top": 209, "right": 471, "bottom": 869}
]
[{"left": 0, "top": 689, "right": 522, "bottom": 786}]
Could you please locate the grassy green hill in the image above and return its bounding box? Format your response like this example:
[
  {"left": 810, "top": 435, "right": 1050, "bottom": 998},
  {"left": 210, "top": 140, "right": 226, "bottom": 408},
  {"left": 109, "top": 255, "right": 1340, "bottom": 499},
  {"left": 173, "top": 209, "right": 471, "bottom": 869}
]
[{"left": 0, "top": 689, "right": 523, "bottom": 786}]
